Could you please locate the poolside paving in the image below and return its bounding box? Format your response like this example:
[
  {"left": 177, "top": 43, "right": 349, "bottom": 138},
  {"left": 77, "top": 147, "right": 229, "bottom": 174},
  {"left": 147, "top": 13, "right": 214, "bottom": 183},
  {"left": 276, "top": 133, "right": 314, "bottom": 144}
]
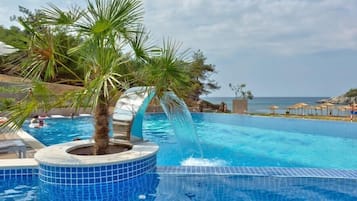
[{"left": 0, "top": 131, "right": 39, "bottom": 159}]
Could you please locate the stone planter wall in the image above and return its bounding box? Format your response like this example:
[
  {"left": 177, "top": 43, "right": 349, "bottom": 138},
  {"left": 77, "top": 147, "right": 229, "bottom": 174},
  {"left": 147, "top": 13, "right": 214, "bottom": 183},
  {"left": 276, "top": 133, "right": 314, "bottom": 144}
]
[{"left": 35, "top": 140, "right": 158, "bottom": 185}]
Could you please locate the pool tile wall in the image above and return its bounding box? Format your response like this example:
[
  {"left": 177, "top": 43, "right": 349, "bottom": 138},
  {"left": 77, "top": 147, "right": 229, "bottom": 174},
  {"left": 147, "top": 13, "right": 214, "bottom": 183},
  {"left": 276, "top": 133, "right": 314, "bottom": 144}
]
[
  {"left": 156, "top": 166, "right": 357, "bottom": 179},
  {"left": 0, "top": 168, "right": 38, "bottom": 179},
  {"left": 40, "top": 172, "right": 160, "bottom": 201},
  {"left": 152, "top": 172, "right": 357, "bottom": 201},
  {"left": 38, "top": 155, "right": 156, "bottom": 185},
  {"left": 2, "top": 164, "right": 356, "bottom": 182}
]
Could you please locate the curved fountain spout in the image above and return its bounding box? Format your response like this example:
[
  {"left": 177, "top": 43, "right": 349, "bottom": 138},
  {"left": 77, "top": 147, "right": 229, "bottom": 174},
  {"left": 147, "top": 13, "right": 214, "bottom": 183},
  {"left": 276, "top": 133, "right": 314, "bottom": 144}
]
[
  {"left": 113, "top": 87, "right": 202, "bottom": 158},
  {"left": 112, "top": 87, "right": 155, "bottom": 140}
]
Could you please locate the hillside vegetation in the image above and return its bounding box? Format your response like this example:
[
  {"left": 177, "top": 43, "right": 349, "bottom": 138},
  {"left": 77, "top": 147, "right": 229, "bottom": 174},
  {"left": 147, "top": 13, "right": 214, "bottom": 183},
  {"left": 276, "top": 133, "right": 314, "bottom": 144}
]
[{"left": 345, "top": 88, "right": 357, "bottom": 97}]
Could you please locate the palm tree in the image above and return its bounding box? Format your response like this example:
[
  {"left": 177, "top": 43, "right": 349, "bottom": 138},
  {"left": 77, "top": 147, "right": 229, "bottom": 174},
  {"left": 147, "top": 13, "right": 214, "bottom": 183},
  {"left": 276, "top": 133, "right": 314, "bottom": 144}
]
[
  {"left": 3, "top": 0, "right": 148, "bottom": 154},
  {"left": 2, "top": 0, "right": 193, "bottom": 155}
]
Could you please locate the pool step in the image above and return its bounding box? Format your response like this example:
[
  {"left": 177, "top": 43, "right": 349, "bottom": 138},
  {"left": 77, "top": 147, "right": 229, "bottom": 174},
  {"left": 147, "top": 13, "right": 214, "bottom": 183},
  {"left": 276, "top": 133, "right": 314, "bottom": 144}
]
[{"left": 112, "top": 120, "right": 132, "bottom": 141}]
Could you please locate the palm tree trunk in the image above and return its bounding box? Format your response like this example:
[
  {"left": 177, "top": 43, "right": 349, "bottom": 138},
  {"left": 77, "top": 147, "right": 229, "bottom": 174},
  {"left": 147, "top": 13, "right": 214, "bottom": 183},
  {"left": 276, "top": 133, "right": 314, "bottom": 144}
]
[{"left": 93, "top": 94, "right": 110, "bottom": 155}]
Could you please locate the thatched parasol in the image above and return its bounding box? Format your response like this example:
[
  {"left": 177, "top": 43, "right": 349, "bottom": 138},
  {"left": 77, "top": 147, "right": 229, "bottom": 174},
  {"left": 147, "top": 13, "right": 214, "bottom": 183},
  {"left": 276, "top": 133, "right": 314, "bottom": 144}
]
[
  {"left": 314, "top": 106, "right": 322, "bottom": 115},
  {"left": 337, "top": 105, "right": 350, "bottom": 116},
  {"left": 293, "top": 103, "right": 308, "bottom": 115},
  {"left": 317, "top": 104, "right": 327, "bottom": 115},
  {"left": 269, "top": 105, "right": 279, "bottom": 114},
  {"left": 322, "top": 102, "right": 334, "bottom": 115}
]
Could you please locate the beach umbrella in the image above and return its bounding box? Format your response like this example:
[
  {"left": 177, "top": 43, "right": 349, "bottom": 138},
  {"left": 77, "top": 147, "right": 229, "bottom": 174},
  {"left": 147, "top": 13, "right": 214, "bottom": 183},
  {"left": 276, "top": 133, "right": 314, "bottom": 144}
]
[
  {"left": 294, "top": 103, "right": 308, "bottom": 115},
  {"left": 344, "top": 105, "right": 354, "bottom": 115},
  {"left": 337, "top": 106, "right": 347, "bottom": 117},
  {"left": 323, "top": 103, "right": 334, "bottom": 115},
  {"left": 287, "top": 106, "right": 294, "bottom": 114},
  {"left": 314, "top": 106, "right": 321, "bottom": 115},
  {"left": 344, "top": 105, "right": 351, "bottom": 116},
  {"left": 288, "top": 104, "right": 297, "bottom": 115},
  {"left": 269, "top": 105, "right": 279, "bottom": 114},
  {"left": 318, "top": 104, "right": 327, "bottom": 116},
  {"left": 287, "top": 105, "right": 298, "bottom": 115},
  {"left": 307, "top": 105, "right": 315, "bottom": 114}
]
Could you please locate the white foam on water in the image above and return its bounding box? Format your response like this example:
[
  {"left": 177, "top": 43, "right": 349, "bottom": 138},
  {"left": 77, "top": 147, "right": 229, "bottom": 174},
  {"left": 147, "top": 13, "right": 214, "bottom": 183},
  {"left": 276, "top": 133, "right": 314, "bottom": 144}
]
[
  {"left": 180, "top": 157, "right": 229, "bottom": 167},
  {"left": 50, "top": 115, "right": 65, "bottom": 118},
  {"left": 79, "top": 113, "right": 91, "bottom": 116}
]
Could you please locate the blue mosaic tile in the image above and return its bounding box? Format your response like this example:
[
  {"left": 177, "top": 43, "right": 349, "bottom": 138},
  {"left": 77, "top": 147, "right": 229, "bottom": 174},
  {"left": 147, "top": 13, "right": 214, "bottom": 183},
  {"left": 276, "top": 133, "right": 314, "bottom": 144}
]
[
  {"left": 38, "top": 154, "right": 157, "bottom": 185},
  {"left": 0, "top": 167, "right": 38, "bottom": 178},
  {"left": 156, "top": 166, "right": 357, "bottom": 179}
]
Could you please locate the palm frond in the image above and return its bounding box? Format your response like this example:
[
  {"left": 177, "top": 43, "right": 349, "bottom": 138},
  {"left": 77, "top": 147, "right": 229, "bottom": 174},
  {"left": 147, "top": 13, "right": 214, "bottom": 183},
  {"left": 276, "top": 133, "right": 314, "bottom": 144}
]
[
  {"left": 77, "top": 0, "right": 144, "bottom": 39},
  {"left": 144, "top": 38, "right": 192, "bottom": 98},
  {"left": 41, "top": 3, "right": 83, "bottom": 25},
  {"left": 127, "top": 25, "right": 157, "bottom": 61},
  {"left": 0, "top": 81, "right": 55, "bottom": 130}
]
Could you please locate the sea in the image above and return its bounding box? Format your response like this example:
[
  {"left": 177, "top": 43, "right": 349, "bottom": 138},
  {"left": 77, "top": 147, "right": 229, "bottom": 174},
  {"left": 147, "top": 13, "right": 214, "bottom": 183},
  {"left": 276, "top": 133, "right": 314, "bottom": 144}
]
[{"left": 202, "top": 97, "right": 329, "bottom": 114}]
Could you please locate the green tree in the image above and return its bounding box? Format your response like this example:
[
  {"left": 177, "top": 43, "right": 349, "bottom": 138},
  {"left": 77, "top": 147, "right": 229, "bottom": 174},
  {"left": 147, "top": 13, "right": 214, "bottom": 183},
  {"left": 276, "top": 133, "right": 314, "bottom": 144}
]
[
  {"left": 188, "top": 50, "right": 219, "bottom": 101},
  {"left": 0, "top": 25, "right": 27, "bottom": 73},
  {"left": 19, "top": 6, "right": 82, "bottom": 83},
  {"left": 1, "top": 7, "right": 83, "bottom": 81},
  {"left": 2, "top": 0, "right": 192, "bottom": 155},
  {"left": 2, "top": 0, "right": 147, "bottom": 155},
  {"left": 0, "top": 25, "right": 27, "bottom": 48}
]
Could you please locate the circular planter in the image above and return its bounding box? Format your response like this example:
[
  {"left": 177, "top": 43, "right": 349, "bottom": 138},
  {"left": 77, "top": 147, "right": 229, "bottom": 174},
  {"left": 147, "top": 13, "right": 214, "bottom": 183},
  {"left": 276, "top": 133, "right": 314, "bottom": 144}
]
[
  {"left": 35, "top": 139, "right": 158, "bottom": 185},
  {"left": 67, "top": 142, "right": 133, "bottom": 155}
]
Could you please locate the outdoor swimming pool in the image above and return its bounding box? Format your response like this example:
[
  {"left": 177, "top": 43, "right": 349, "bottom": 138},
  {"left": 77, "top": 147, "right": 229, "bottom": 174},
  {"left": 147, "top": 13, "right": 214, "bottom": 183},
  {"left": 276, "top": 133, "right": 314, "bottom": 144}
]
[
  {"left": 22, "top": 113, "right": 357, "bottom": 169},
  {"left": 1, "top": 171, "right": 356, "bottom": 201},
  {"left": 1, "top": 113, "right": 356, "bottom": 200}
]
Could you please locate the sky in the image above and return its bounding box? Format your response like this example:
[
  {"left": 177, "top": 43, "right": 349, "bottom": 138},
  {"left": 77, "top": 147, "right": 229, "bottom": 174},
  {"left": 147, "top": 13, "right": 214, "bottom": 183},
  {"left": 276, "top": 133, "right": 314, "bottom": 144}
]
[{"left": 0, "top": 0, "right": 357, "bottom": 97}]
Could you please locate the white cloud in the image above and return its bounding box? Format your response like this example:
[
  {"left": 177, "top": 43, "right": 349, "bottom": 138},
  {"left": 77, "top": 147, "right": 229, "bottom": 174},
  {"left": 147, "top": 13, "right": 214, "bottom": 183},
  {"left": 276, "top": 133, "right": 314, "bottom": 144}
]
[
  {"left": 2, "top": 0, "right": 356, "bottom": 55},
  {"left": 1, "top": 0, "right": 356, "bottom": 96},
  {"left": 144, "top": 0, "right": 357, "bottom": 55}
]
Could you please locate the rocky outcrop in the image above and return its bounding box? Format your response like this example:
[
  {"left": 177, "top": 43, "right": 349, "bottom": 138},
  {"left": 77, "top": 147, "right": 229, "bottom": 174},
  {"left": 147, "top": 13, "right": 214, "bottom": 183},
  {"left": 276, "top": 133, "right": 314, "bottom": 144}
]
[{"left": 318, "top": 96, "right": 357, "bottom": 104}]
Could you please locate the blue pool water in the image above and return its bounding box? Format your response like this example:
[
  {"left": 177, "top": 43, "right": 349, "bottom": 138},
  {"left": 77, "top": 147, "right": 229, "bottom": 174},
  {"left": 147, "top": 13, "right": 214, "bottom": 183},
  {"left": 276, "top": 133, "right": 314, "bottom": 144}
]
[
  {"left": 1, "top": 173, "right": 356, "bottom": 201},
  {"left": 22, "top": 113, "right": 357, "bottom": 169}
]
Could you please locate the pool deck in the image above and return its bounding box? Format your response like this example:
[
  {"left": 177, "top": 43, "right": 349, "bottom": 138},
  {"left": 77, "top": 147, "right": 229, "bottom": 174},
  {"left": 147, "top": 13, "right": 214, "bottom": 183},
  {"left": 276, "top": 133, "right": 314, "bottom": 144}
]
[{"left": 0, "top": 128, "right": 45, "bottom": 159}]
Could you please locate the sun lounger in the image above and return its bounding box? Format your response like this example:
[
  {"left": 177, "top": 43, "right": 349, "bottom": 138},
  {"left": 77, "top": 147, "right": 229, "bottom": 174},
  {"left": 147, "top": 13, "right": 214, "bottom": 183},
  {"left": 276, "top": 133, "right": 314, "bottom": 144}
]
[{"left": 0, "top": 139, "right": 27, "bottom": 158}]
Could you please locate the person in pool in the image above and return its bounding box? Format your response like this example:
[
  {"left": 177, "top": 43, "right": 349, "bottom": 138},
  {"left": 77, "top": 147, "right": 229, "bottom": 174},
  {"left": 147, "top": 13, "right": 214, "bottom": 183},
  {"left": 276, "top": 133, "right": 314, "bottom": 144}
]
[{"left": 30, "top": 115, "right": 43, "bottom": 128}]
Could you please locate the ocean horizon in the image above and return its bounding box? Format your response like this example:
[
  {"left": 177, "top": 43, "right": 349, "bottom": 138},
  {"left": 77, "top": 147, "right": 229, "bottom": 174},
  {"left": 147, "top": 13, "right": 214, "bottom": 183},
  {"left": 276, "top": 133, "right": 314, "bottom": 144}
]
[{"left": 202, "top": 97, "right": 329, "bottom": 114}]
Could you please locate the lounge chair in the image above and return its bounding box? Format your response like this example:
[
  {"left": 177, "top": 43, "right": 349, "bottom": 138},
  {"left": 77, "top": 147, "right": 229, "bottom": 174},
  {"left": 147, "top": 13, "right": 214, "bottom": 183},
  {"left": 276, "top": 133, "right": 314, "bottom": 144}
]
[{"left": 0, "top": 139, "right": 27, "bottom": 158}]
